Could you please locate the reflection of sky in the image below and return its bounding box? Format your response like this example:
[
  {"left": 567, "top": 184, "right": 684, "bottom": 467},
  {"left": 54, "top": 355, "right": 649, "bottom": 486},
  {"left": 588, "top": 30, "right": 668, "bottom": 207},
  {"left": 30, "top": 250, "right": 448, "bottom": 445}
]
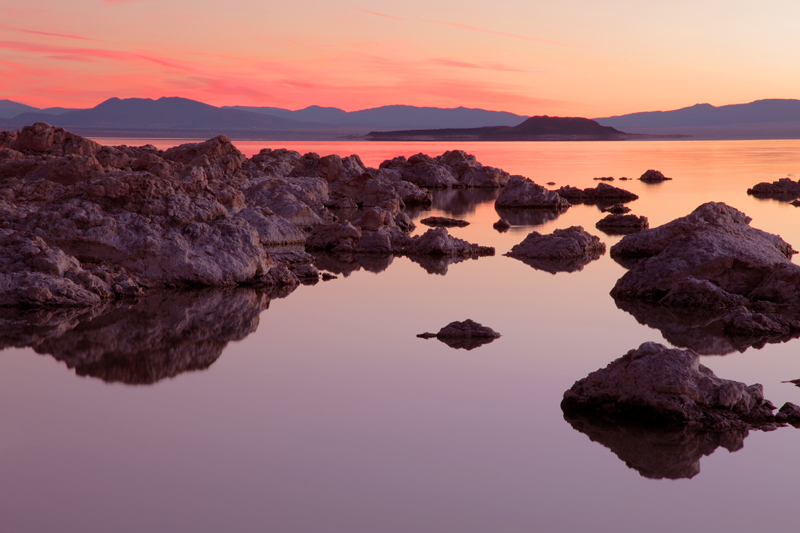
[{"left": 2, "top": 140, "right": 800, "bottom": 531}]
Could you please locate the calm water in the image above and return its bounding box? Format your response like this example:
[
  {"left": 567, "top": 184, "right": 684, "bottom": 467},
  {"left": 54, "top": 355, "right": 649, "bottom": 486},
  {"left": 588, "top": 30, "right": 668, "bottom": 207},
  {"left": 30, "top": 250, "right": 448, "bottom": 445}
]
[{"left": 3, "top": 140, "right": 800, "bottom": 532}]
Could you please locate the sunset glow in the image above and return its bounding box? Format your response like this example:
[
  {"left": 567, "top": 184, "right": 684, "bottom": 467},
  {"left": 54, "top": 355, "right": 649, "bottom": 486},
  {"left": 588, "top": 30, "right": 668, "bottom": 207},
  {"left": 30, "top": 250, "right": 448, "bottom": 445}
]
[{"left": 2, "top": 0, "right": 800, "bottom": 115}]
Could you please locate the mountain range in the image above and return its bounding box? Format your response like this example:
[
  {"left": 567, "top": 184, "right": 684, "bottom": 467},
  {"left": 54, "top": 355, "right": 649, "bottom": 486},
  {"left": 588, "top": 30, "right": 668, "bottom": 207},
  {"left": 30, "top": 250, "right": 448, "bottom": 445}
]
[{"left": 3, "top": 96, "right": 800, "bottom": 140}]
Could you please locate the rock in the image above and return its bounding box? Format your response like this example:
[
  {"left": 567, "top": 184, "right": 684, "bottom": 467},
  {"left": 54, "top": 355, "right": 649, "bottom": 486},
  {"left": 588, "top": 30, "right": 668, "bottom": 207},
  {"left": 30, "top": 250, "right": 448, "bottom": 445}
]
[
  {"left": 792, "top": 199, "right": 800, "bottom": 207},
  {"left": 406, "top": 227, "right": 494, "bottom": 257},
  {"left": 495, "top": 175, "right": 571, "bottom": 209},
  {"left": 417, "top": 319, "right": 501, "bottom": 350},
  {"left": 747, "top": 177, "right": 800, "bottom": 200},
  {"left": 3, "top": 122, "right": 102, "bottom": 156},
  {"left": 562, "top": 342, "right": 785, "bottom": 429},
  {"left": 601, "top": 203, "right": 631, "bottom": 214},
  {"left": 0, "top": 288, "right": 268, "bottom": 384},
  {"left": 640, "top": 169, "right": 671, "bottom": 182},
  {"left": 595, "top": 213, "right": 649, "bottom": 235},
  {"left": 420, "top": 216, "right": 470, "bottom": 227},
  {"left": 379, "top": 151, "right": 508, "bottom": 189},
  {"left": 305, "top": 221, "right": 362, "bottom": 252},
  {"left": 505, "top": 226, "right": 605, "bottom": 273},
  {"left": 610, "top": 203, "right": 800, "bottom": 341},
  {"left": 493, "top": 218, "right": 511, "bottom": 232},
  {"left": 236, "top": 207, "right": 306, "bottom": 246},
  {"left": 556, "top": 183, "right": 638, "bottom": 204},
  {"left": 594, "top": 176, "right": 614, "bottom": 181},
  {"left": 775, "top": 402, "right": 800, "bottom": 424},
  {"left": 564, "top": 412, "right": 751, "bottom": 479},
  {"left": 783, "top": 379, "right": 800, "bottom": 388},
  {"left": 546, "top": 181, "right": 556, "bottom": 186}
]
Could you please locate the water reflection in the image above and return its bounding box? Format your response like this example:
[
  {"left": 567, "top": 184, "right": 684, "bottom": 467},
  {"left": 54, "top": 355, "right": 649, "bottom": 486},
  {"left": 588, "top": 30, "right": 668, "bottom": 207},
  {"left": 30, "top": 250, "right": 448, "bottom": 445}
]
[
  {"left": 613, "top": 297, "right": 800, "bottom": 355},
  {"left": 311, "top": 250, "right": 395, "bottom": 276},
  {"left": 507, "top": 251, "right": 604, "bottom": 274},
  {"left": 564, "top": 412, "right": 750, "bottom": 480},
  {"left": 495, "top": 206, "right": 569, "bottom": 227},
  {"left": 429, "top": 335, "right": 498, "bottom": 350},
  {"left": 0, "top": 288, "right": 269, "bottom": 384},
  {"left": 431, "top": 188, "right": 500, "bottom": 216}
]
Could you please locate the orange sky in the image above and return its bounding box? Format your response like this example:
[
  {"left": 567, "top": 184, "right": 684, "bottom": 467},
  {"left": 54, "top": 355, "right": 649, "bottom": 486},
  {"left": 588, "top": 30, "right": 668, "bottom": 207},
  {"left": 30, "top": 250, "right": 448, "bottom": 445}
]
[{"left": 1, "top": 0, "right": 799, "bottom": 116}]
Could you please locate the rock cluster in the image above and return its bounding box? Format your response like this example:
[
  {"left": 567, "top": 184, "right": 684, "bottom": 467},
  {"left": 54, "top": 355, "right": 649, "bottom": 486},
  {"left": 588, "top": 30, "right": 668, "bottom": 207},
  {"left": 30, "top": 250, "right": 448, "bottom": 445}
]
[
  {"left": 0, "top": 124, "right": 501, "bottom": 308},
  {"left": 610, "top": 202, "right": 800, "bottom": 345},
  {"left": 562, "top": 342, "right": 799, "bottom": 429},
  {"left": 747, "top": 177, "right": 800, "bottom": 200},
  {"left": 505, "top": 226, "right": 606, "bottom": 273}
]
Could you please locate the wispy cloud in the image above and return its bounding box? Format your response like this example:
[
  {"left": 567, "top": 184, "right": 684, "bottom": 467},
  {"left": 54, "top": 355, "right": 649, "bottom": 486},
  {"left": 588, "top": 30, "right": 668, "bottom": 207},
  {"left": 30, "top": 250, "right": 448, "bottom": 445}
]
[
  {"left": 424, "top": 19, "right": 576, "bottom": 48},
  {"left": 0, "top": 24, "right": 101, "bottom": 42},
  {"left": 354, "top": 8, "right": 402, "bottom": 20}
]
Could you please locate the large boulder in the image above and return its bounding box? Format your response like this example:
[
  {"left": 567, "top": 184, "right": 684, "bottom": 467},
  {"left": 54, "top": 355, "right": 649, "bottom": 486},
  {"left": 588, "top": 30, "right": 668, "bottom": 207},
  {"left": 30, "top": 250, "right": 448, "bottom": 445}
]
[{"left": 562, "top": 342, "right": 798, "bottom": 429}]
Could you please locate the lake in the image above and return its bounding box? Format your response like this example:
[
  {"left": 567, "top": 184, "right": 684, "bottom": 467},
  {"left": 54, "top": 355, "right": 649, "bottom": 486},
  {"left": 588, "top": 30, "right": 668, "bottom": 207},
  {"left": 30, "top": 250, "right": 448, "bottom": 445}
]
[{"left": 2, "top": 139, "right": 800, "bottom": 532}]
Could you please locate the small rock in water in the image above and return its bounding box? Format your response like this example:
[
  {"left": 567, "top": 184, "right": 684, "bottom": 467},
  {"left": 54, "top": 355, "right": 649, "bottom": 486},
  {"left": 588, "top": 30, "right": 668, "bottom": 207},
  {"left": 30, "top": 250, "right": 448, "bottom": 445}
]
[
  {"left": 595, "top": 213, "right": 649, "bottom": 235},
  {"left": 639, "top": 169, "right": 672, "bottom": 182},
  {"left": 546, "top": 181, "right": 556, "bottom": 186},
  {"left": 420, "top": 216, "right": 470, "bottom": 227},
  {"left": 600, "top": 203, "right": 631, "bottom": 214},
  {"left": 493, "top": 218, "right": 512, "bottom": 232},
  {"left": 417, "top": 319, "right": 501, "bottom": 350},
  {"left": 594, "top": 176, "right": 614, "bottom": 181}
]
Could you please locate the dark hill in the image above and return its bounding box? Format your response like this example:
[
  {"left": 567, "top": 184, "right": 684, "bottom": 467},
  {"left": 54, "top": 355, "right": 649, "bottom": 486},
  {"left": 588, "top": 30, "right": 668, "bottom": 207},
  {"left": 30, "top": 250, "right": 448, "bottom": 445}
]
[{"left": 366, "top": 116, "right": 627, "bottom": 141}]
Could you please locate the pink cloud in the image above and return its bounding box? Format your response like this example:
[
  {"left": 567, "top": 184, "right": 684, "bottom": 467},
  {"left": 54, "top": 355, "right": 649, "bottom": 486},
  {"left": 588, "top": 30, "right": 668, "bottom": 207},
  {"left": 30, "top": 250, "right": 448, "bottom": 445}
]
[
  {"left": 354, "top": 8, "right": 402, "bottom": 20},
  {"left": 0, "top": 24, "right": 101, "bottom": 42},
  {"left": 425, "top": 19, "right": 577, "bottom": 48}
]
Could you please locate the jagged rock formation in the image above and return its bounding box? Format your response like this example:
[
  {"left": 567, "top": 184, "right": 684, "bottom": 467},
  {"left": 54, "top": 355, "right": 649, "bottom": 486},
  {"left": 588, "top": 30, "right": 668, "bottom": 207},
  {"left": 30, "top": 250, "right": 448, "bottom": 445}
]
[
  {"left": 610, "top": 202, "right": 800, "bottom": 343},
  {"left": 640, "top": 169, "right": 672, "bottom": 182},
  {"left": 0, "top": 288, "right": 271, "bottom": 384},
  {"left": 747, "top": 177, "right": 800, "bottom": 200},
  {"left": 505, "top": 226, "right": 606, "bottom": 273},
  {"left": 417, "top": 319, "right": 501, "bottom": 350},
  {"left": 595, "top": 213, "right": 649, "bottom": 235},
  {"left": 495, "top": 175, "right": 570, "bottom": 208},
  {"left": 378, "top": 150, "right": 509, "bottom": 189},
  {"left": 562, "top": 342, "right": 800, "bottom": 429}
]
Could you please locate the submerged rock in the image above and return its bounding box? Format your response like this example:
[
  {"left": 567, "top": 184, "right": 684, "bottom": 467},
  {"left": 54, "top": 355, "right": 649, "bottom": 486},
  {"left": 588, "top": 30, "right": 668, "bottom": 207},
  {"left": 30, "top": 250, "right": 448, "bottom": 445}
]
[
  {"left": 505, "top": 226, "right": 605, "bottom": 273},
  {"left": 495, "top": 175, "right": 570, "bottom": 209},
  {"left": 562, "top": 342, "right": 797, "bottom": 429},
  {"left": 417, "top": 319, "right": 501, "bottom": 350},
  {"left": 600, "top": 203, "right": 631, "bottom": 214},
  {"left": 639, "top": 169, "right": 671, "bottom": 182},
  {"left": 595, "top": 213, "right": 649, "bottom": 235},
  {"left": 610, "top": 202, "right": 800, "bottom": 342},
  {"left": 420, "top": 216, "right": 470, "bottom": 227}
]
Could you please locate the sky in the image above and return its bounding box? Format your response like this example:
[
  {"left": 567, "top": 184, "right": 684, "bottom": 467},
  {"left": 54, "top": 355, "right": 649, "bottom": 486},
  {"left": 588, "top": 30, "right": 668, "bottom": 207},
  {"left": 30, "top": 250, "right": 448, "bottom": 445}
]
[{"left": 1, "top": 0, "right": 799, "bottom": 117}]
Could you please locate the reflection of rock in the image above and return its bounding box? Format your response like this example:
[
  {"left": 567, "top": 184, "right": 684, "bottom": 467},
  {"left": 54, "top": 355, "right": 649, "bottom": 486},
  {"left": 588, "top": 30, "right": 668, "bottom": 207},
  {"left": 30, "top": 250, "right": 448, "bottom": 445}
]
[
  {"left": 600, "top": 203, "right": 631, "bottom": 214},
  {"left": 420, "top": 216, "right": 470, "bottom": 227},
  {"left": 611, "top": 202, "right": 800, "bottom": 343},
  {"left": 417, "top": 319, "right": 501, "bottom": 350},
  {"left": 406, "top": 254, "right": 471, "bottom": 276},
  {"left": 562, "top": 342, "right": 794, "bottom": 429},
  {"left": 310, "top": 250, "right": 394, "bottom": 276},
  {"left": 430, "top": 188, "right": 500, "bottom": 216},
  {"left": 0, "top": 288, "right": 269, "bottom": 384},
  {"left": 564, "top": 412, "right": 749, "bottom": 479},
  {"left": 495, "top": 206, "right": 568, "bottom": 226},
  {"left": 505, "top": 226, "right": 605, "bottom": 273},
  {"left": 613, "top": 297, "right": 800, "bottom": 355}
]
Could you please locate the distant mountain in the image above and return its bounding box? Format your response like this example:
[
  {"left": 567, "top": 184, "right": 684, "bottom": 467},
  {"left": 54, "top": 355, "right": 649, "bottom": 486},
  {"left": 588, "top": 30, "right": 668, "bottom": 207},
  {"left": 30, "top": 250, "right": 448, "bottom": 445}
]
[
  {"left": 595, "top": 99, "right": 800, "bottom": 139},
  {"left": 226, "top": 104, "right": 528, "bottom": 130},
  {"left": 0, "top": 99, "right": 77, "bottom": 119},
  {"left": 366, "top": 116, "right": 626, "bottom": 141}
]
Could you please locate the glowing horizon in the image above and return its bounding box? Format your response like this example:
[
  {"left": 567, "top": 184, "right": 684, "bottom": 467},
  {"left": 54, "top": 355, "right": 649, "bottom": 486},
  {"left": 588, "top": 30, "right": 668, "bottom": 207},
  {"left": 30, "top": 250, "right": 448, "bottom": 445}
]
[{"left": 2, "top": 0, "right": 799, "bottom": 117}]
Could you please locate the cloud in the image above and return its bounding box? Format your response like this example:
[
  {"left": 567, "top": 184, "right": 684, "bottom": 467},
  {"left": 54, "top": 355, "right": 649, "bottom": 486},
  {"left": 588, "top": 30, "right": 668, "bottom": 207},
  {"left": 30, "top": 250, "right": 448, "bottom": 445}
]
[
  {"left": 354, "top": 8, "right": 402, "bottom": 20},
  {"left": 0, "top": 24, "right": 101, "bottom": 42},
  {"left": 424, "top": 19, "right": 577, "bottom": 48}
]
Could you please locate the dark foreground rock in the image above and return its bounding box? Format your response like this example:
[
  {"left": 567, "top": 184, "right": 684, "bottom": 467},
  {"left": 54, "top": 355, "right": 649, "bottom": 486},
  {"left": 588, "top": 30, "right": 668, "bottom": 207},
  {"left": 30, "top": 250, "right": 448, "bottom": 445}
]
[
  {"left": 639, "top": 169, "right": 671, "bottom": 182},
  {"left": 564, "top": 412, "right": 751, "bottom": 479},
  {"left": 595, "top": 213, "right": 649, "bottom": 235},
  {"left": 0, "top": 288, "right": 271, "bottom": 384},
  {"left": 747, "top": 177, "right": 800, "bottom": 200},
  {"left": 610, "top": 202, "right": 800, "bottom": 344},
  {"left": 505, "top": 226, "right": 606, "bottom": 273},
  {"left": 417, "top": 319, "right": 501, "bottom": 350},
  {"left": 420, "top": 216, "right": 470, "bottom": 227},
  {"left": 561, "top": 342, "right": 799, "bottom": 429},
  {"left": 495, "top": 175, "right": 570, "bottom": 209}
]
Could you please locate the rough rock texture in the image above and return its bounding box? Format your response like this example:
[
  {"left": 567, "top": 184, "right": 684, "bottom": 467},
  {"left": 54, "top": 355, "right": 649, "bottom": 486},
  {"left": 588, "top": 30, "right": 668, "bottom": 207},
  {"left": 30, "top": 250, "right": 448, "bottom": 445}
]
[
  {"left": 747, "top": 177, "right": 800, "bottom": 200},
  {"left": 0, "top": 288, "right": 270, "bottom": 384},
  {"left": 595, "top": 213, "right": 649, "bottom": 235},
  {"left": 561, "top": 342, "right": 797, "bottom": 429},
  {"left": 406, "top": 227, "right": 494, "bottom": 258},
  {"left": 505, "top": 226, "right": 606, "bottom": 273},
  {"left": 495, "top": 175, "right": 570, "bottom": 208},
  {"left": 610, "top": 202, "right": 800, "bottom": 343},
  {"left": 379, "top": 150, "right": 509, "bottom": 189},
  {"left": 556, "top": 183, "right": 638, "bottom": 204},
  {"left": 417, "top": 319, "right": 501, "bottom": 350},
  {"left": 564, "top": 412, "right": 751, "bottom": 479},
  {"left": 640, "top": 169, "right": 671, "bottom": 182},
  {"left": 420, "top": 216, "right": 470, "bottom": 227}
]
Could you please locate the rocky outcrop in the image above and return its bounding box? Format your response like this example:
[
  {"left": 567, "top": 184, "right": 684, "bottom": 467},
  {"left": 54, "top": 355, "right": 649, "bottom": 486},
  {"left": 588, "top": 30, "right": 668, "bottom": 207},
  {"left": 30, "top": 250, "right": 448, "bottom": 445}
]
[
  {"left": 505, "top": 226, "right": 606, "bottom": 273},
  {"left": 610, "top": 202, "right": 800, "bottom": 341},
  {"left": 495, "top": 176, "right": 570, "bottom": 208},
  {"left": 639, "top": 169, "right": 671, "bottom": 182},
  {"left": 420, "top": 216, "right": 470, "bottom": 227},
  {"left": 379, "top": 150, "right": 509, "bottom": 189},
  {"left": 747, "top": 177, "right": 800, "bottom": 200},
  {"left": 562, "top": 342, "right": 799, "bottom": 429},
  {"left": 0, "top": 288, "right": 269, "bottom": 384},
  {"left": 595, "top": 213, "right": 649, "bottom": 235},
  {"left": 555, "top": 183, "right": 638, "bottom": 204},
  {"left": 417, "top": 319, "right": 501, "bottom": 350}
]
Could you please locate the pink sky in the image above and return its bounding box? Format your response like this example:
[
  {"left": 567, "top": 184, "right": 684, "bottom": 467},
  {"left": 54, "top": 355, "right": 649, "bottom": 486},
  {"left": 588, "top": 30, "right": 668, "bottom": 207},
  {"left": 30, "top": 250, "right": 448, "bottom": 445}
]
[{"left": 1, "top": 0, "right": 799, "bottom": 116}]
